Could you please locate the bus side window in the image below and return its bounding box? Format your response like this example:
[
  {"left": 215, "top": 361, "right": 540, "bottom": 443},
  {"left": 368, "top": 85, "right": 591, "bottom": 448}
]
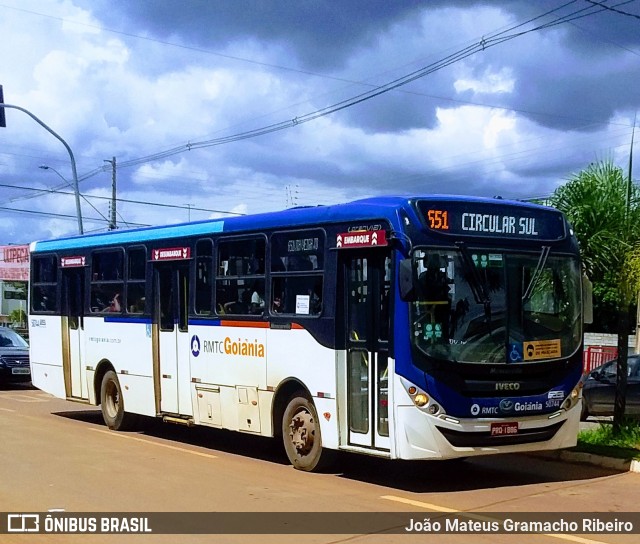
[
  {"left": 127, "top": 247, "right": 146, "bottom": 314},
  {"left": 270, "top": 230, "right": 324, "bottom": 317},
  {"left": 195, "top": 239, "right": 213, "bottom": 315},
  {"left": 91, "top": 250, "right": 124, "bottom": 313},
  {"left": 34, "top": 285, "right": 56, "bottom": 312},
  {"left": 223, "top": 287, "right": 252, "bottom": 315},
  {"left": 215, "top": 237, "right": 266, "bottom": 317},
  {"left": 31, "top": 255, "right": 58, "bottom": 313}
]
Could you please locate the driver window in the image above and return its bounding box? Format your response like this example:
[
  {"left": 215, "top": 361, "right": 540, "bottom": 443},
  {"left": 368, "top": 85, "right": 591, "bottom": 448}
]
[{"left": 602, "top": 362, "right": 617, "bottom": 379}]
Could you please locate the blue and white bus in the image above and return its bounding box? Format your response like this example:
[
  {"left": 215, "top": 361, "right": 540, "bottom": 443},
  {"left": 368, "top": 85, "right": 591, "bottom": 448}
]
[{"left": 28, "top": 195, "right": 588, "bottom": 471}]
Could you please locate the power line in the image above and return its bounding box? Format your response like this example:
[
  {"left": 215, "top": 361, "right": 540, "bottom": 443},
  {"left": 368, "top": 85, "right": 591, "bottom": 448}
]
[
  {"left": 0, "top": 205, "right": 148, "bottom": 226},
  {"left": 75, "top": 0, "right": 617, "bottom": 176},
  {"left": 0, "top": 182, "right": 245, "bottom": 216},
  {"left": 4, "top": 2, "right": 634, "bottom": 179},
  {"left": 585, "top": 0, "right": 640, "bottom": 20}
]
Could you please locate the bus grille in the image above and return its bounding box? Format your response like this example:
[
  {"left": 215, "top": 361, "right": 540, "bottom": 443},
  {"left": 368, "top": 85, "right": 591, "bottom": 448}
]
[{"left": 427, "top": 359, "right": 578, "bottom": 398}]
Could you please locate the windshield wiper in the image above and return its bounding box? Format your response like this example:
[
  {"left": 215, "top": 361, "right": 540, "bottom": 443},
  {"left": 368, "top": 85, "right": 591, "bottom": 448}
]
[
  {"left": 522, "top": 246, "right": 551, "bottom": 303},
  {"left": 456, "top": 242, "right": 492, "bottom": 320}
]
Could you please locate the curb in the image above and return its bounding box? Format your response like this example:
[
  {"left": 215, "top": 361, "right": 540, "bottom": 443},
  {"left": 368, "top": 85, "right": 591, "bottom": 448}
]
[{"left": 532, "top": 450, "right": 640, "bottom": 472}]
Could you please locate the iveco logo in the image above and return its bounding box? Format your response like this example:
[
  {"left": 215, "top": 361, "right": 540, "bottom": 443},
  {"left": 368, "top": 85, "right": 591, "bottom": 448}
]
[
  {"left": 499, "top": 399, "right": 514, "bottom": 412},
  {"left": 496, "top": 382, "right": 521, "bottom": 391}
]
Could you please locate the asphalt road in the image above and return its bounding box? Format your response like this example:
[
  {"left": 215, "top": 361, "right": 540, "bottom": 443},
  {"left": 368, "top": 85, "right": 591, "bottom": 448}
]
[{"left": 1, "top": 383, "right": 639, "bottom": 544}]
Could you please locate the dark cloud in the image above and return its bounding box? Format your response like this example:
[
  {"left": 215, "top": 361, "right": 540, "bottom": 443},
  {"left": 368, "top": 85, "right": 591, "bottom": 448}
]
[
  {"left": 82, "top": 0, "right": 427, "bottom": 70},
  {"left": 82, "top": 0, "right": 640, "bottom": 133},
  {"left": 462, "top": 36, "right": 640, "bottom": 131},
  {"left": 332, "top": 91, "right": 441, "bottom": 133}
]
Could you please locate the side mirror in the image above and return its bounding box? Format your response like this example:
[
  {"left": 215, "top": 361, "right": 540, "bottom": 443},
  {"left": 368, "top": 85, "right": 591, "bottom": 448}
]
[{"left": 399, "top": 259, "right": 415, "bottom": 301}]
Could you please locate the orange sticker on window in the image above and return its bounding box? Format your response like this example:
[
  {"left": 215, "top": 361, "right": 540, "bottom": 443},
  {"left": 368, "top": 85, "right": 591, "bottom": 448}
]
[{"left": 523, "top": 339, "right": 561, "bottom": 361}]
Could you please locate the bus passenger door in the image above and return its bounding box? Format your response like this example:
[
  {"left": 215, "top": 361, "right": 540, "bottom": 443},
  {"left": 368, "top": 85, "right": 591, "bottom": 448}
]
[
  {"left": 61, "top": 267, "right": 87, "bottom": 400},
  {"left": 343, "top": 251, "right": 392, "bottom": 451},
  {"left": 154, "top": 263, "right": 192, "bottom": 416}
]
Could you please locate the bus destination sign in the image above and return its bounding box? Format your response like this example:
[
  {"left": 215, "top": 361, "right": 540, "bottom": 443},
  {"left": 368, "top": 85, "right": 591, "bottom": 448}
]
[{"left": 416, "top": 200, "right": 565, "bottom": 241}]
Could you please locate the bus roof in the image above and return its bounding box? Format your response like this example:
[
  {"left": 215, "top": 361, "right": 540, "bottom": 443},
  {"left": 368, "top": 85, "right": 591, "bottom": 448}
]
[{"left": 30, "top": 194, "right": 554, "bottom": 253}]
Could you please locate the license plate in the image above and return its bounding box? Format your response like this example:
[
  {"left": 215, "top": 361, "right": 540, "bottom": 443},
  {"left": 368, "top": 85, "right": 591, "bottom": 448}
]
[
  {"left": 11, "top": 368, "right": 30, "bottom": 375},
  {"left": 491, "top": 422, "right": 518, "bottom": 436}
]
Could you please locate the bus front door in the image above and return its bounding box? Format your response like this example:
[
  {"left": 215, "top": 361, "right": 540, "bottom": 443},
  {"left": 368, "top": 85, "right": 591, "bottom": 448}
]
[
  {"left": 343, "top": 251, "right": 392, "bottom": 451},
  {"left": 154, "top": 263, "right": 192, "bottom": 416},
  {"left": 61, "top": 267, "right": 87, "bottom": 400}
]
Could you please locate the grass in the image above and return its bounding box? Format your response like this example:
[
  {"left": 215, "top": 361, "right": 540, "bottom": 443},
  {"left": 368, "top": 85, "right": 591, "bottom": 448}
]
[{"left": 576, "top": 420, "right": 640, "bottom": 460}]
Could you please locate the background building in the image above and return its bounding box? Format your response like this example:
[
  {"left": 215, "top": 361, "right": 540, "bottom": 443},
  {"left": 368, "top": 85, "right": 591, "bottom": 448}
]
[{"left": 0, "top": 244, "right": 29, "bottom": 327}]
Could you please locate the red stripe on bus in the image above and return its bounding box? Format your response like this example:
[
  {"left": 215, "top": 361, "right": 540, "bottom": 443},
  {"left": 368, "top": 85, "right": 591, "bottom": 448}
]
[{"left": 220, "top": 320, "right": 268, "bottom": 328}]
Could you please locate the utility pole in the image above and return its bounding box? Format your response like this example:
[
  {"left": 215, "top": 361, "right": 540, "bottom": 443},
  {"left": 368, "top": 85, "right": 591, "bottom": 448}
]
[
  {"left": 0, "top": 97, "right": 83, "bottom": 234},
  {"left": 615, "top": 117, "right": 636, "bottom": 432},
  {"left": 0, "top": 86, "right": 6, "bottom": 128},
  {"left": 105, "top": 157, "right": 117, "bottom": 230}
]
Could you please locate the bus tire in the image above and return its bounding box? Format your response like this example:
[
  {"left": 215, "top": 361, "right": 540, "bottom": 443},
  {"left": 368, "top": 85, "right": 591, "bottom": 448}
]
[
  {"left": 100, "top": 370, "right": 136, "bottom": 431},
  {"left": 282, "top": 394, "right": 334, "bottom": 472}
]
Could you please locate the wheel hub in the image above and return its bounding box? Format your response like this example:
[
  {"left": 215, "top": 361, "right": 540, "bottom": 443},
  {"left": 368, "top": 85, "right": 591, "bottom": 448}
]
[
  {"left": 289, "top": 410, "right": 315, "bottom": 456},
  {"left": 105, "top": 381, "right": 119, "bottom": 418}
]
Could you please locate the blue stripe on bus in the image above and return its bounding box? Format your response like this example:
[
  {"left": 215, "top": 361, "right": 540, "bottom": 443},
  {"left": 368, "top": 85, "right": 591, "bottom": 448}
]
[
  {"left": 103, "top": 316, "right": 152, "bottom": 324},
  {"left": 33, "top": 220, "right": 225, "bottom": 252},
  {"left": 100, "top": 317, "right": 235, "bottom": 326},
  {"left": 189, "top": 319, "right": 222, "bottom": 327}
]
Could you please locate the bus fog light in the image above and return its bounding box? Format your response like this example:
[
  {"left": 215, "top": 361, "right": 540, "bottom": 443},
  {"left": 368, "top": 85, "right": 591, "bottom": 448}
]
[
  {"left": 413, "top": 393, "right": 429, "bottom": 407},
  {"left": 427, "top": 404, "right": 439, "bottom": 415}
]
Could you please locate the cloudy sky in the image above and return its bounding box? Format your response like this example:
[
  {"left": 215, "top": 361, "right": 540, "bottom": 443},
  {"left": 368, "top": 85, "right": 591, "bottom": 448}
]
[{"left": 1, "top": 0, "right": 639, "bottom": 243}]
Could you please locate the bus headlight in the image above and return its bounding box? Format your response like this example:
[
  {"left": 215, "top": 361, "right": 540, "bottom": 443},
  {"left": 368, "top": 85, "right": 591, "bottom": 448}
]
[
  {"left": 413, "top": 393, "right": 429, "bottom": 407},
  {"left": 400, "top": 377, "right": 444, "bottom": 415},
  {"left": 562, "top": 384, "right": 582, "bottom": 411}
]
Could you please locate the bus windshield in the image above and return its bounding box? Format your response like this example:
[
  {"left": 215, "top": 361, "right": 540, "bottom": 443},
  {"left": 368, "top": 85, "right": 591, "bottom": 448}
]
[{"left": 410, "top": 248, "right": 581, "bottom": 364}]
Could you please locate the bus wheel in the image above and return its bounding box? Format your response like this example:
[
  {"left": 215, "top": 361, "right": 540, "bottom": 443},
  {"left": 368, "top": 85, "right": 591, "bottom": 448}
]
[
  {"left": 100, "top": 370, "right": 135, "bottom": 431},
  {"left": 282, "top": 395, "right": 333, "bottom": 472}
]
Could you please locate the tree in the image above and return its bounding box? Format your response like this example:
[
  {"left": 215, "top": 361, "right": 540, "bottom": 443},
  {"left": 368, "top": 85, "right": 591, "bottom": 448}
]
[
  {"left": 550, "top": 159, "right": 640, "bottom": 432},
  {"left": 8, "top": 308, "right": 26, "bottom": 328}
]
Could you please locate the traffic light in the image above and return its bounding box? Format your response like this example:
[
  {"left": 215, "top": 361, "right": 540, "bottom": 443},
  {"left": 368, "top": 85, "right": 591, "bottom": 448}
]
[{"left": 0, "top": 85, "right": 5, "bottom": 128}]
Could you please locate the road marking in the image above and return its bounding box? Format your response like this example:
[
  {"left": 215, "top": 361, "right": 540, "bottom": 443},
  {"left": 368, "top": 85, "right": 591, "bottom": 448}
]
[
  {"left": 90, "top": 428, "right": 218, "bottom": 459},
  {"left": 381, "top": 495, "right": 458, "bottom": 512},
  {"left": 381, "top": 495, "right": 609, "bottom": 544}
]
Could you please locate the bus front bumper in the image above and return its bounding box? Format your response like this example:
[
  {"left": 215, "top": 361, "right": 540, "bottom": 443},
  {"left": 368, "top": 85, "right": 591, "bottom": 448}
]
[{"left": 394, "top": 403, "right": 581, "bottom": 461}]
